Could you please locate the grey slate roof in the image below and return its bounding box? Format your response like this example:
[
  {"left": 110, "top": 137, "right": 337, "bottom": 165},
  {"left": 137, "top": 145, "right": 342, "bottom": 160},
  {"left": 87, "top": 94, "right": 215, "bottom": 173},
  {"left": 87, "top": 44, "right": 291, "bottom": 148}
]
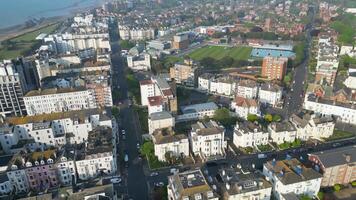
[{"left": 312, "top": 145, "right": 356, "bottom": 168}]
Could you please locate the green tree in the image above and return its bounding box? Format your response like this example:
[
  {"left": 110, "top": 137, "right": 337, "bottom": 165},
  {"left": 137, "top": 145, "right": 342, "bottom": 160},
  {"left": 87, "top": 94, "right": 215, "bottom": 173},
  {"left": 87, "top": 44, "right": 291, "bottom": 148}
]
[
  {"left": 119, "top": 40, "right": 135, "bottom": 50},
  {"left": 272, "top": 115, "right": 281, "bottom": 122},
  {"left": 247, "top": 114, "right": 258, "bottom": 122},
  {"left": 141, "top": 141, "right": 154, "bottom": 156},
  {"left": 111, "top": 107, "right": 120, "bottom": 119},
  {"left": 213, "top": 108, "right": 237, "bottom": 127},
  {"left": 264, "top": 114, "right": 273, "bottom": 122},
  {"left": 334, "top": 184, "right": 342, "bottom": 192}
]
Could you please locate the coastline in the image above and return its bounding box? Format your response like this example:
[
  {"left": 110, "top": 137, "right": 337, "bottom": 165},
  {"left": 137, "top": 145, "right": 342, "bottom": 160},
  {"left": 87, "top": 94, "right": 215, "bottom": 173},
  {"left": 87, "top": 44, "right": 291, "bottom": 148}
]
[{"left": 0, "top": 1, "right": 104, "bottom": 42}]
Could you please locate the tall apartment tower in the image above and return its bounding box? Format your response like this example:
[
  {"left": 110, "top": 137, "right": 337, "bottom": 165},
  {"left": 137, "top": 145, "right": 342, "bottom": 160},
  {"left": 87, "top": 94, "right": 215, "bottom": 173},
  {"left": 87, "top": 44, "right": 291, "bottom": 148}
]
[
  {"left": 0, "top": 61, "right": 27, "bottom": 117},
  {"left": 262, "top": 56, "right": 288, "bottom": 81}
]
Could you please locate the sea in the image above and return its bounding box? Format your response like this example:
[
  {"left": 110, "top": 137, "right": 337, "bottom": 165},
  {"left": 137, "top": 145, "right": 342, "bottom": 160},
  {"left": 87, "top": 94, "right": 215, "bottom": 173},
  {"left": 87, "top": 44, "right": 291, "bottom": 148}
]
[{"left": 0, "top": 0, "right": 104, "bottom": 29}]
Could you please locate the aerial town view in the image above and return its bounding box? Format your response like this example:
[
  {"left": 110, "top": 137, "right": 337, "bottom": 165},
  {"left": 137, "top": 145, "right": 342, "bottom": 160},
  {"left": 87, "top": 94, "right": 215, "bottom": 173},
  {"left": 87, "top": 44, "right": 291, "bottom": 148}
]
[{"left": 0, "top": 0, "right": 356, "bottom": 199}]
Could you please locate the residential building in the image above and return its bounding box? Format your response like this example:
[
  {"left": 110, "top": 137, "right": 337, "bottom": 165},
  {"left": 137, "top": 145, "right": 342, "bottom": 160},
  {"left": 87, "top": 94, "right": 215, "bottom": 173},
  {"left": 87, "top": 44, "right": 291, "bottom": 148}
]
[
  {"left": 0, "top": 155, "right": 13, "bottom": 196},
  {"left": 7, "top": 150, "right": 60, "bottom": 193},
  {"left": 118, "top": 25, "right": 155, "bottom": 41},
  {"left": 152, "top": 128, "right": 189, "bottom": 162},
  {"left": 289, "top": 113, "right": 335, "bottom": 141},
  {"left": 198, "top": 73, "right": 236, "bottom": 96},
  {"left": 0, "top": 109, "right": 112, "bottom": 154},
  {"left": 233, "top": 121, "right": 269, "bottom": 148},
  {"left": 236, "top": 79, "right": 258, "bottom": 99},
  {"left": 231, "top": 96, "right": 259, "bottom": 119},
  {"left": 127, "top": 53, "right": 151, "bottom": 71},
  {"left": 148, "top": 96, "right": 164, "bottom": 115},
  {"left": 263, "top": 158, "right": 322, "bottom": 200},
  {"left": 309, "top": 146, "right": 356, "bottom": 187},
  {"left": 172, "top": 34, "right": 189, "bottom": 50},
  {"left": 262, "top": 56, "right": 288, "bottom": 80},
  {"left": 258, "top": 83, "right": 283, "bottom": 107},
  {"left": 148, "top": 111, "right": 175, "bottom": 134},
  {"left": 170, "top": 61, "right": 197, "bottom": 87},
  {"left": 24, "top": 87, "right": 97, "bottom": 116},
  {"left": 177, "top": 102, "right": 218, "bottom": 122},
  {"left": 44, "top": 33, "right": 111, "bottom": 54},
  {"left": 0, "top": 61, "right": 27, "bottom": 117},
  {"left": 268, "top": 121, "right": 297, "bottom": 144},
  {"left": 75, "top": 127, "right": 116, "bottom": 180},
  {"left": 216, "top": 167, "right": 272, "bottom": 200},
  {"left": 189, "top": 120, "right": 226, "bottom": 160},
  {"left": 139, "top": 76, "right": 177, "bottom": 113},
  {"left": 167, "top": 169, "right": 218, "bottom": 200},
  {"left": 304, "top": 94, "right": 356, "bottom": 125}
]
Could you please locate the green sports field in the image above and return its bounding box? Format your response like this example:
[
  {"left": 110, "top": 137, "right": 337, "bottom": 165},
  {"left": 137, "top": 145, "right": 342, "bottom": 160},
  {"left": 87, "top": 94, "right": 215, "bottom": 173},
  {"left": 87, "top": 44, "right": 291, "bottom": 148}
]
[{"left": 188, "top": 45, "right": 252, "bottom": 61}]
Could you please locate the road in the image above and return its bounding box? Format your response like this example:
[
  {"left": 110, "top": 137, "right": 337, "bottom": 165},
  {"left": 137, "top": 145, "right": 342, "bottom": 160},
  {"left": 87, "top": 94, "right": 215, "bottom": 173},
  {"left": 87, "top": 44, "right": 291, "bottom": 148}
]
[
  {"left": 285, "top": 6, "right": 316, "bottom": 117},
  {"left": 110, "top": 22, "right": 149, "bottom": 199}
]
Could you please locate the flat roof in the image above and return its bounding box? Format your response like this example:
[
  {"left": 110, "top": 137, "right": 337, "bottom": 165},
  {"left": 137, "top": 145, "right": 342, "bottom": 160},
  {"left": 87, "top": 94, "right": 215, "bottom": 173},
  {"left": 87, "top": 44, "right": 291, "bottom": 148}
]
[{"left": 181, "top": 102, "right": 218, "bottom": 114}]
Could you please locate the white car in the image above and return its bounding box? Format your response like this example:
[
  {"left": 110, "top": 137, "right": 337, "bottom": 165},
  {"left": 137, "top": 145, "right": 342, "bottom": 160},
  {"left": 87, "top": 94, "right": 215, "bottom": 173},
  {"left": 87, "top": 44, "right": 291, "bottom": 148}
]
[
  {"left": 110, "top": 178, "right": 122, "bottom": 184},
  {"left": 155, "top": 182, "right": 164, "bottom": 187},
  {"left": 150, "top": 172, "right": 158, "bottom": 176}
]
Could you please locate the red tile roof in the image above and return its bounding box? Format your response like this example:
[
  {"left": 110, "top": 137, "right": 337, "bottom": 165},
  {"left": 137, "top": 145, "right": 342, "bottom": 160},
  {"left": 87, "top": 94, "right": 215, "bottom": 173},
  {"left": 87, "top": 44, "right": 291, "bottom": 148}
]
[
  {"left": 148, "top": 96, "right": 163, "bottom": 106},
  {"left": 140, "top": 79, "right": 153, "bottom": 85}
]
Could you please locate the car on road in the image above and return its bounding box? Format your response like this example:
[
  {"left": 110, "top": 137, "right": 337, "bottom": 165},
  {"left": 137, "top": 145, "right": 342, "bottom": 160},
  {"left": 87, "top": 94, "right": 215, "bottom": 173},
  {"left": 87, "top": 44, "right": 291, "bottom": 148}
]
[
  {"left": 154, "top": 182, "right": 164, "bottom": 187},
  {"left": 150, "top": 172, "right": 158, "bottom": 176},
  {"left": 137, "top": 143, "right": 140, "bottom": 150},
  {"left": 110, "top": 177, "right": 122, "bottom": 184},
  {"left": 170, "top": 168, "right": 178, "bottom": 174},
  {"left": 122, "top": 134, "right": 126, "bottom": 140}
]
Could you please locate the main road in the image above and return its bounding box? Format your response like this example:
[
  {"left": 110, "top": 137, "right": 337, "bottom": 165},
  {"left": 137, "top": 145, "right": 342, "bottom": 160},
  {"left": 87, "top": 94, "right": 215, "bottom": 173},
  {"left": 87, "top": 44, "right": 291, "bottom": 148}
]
[{"left": 110, "top": 26, "right": 149, "bottom": 199}]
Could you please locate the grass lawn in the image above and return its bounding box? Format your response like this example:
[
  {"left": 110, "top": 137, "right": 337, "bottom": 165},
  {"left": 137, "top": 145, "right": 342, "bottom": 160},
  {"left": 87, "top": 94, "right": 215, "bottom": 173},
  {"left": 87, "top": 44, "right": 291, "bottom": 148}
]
[
  {"left": 325, "top": 130, "right": 355, "bottom": 141},
  {"left": 188, "top": 46, "right": 252, "bottom": 61},
  {"left": 0, "top": 23, "right": 59, "bottom": 59}
]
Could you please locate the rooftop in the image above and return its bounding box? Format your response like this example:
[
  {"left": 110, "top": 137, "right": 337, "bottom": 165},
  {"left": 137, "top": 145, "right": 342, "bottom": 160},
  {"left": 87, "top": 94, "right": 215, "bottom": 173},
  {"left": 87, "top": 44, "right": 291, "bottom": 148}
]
[
  {"left": 191, "top": 120, "right": 224, "bottom": 136},
  {"left": 25, "top": 87, "right": 87, "bottom": 97},
  {"left": 269, "top": 121, "right": 296, "bottom": 132},
  {"left": 148, "top": 96, "right": 163, "bottom": 106},
  {"left": 264, "top": 158, "right": 322, "bottom": 185},
  {"left": 311, "top": 145, "right": 356, "bottom": 168},
  {"left": 149, "top": 111, "right": 173, "bottom": 121},
  {"left": 153, "top": 129, "right": 187, "bottom": 144},
  {"left": 216, "top": 167, "right": 272, "bottom": 196},
  {"left": 181, "top": 102, "right": 218, "bottom": 114}
]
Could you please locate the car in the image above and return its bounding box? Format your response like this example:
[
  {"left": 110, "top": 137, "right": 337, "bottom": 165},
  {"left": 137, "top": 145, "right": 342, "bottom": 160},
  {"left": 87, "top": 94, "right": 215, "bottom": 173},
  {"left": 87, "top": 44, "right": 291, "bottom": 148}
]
[
  {"left": 154, "top": 182, "right": 164, "bottom": 187},
  {"left": 110, "top": 178, "right": 122, "bottom": 184},
  {"left": 122, "top": 130, "right": 126, "bottom": 134},
  {"left": 122, "top": 135, "right": 126, "bottom": 140},
  {"left": 137, "top": 143, "right": 140, "bottom": 149},
  {"left": 150, "top": 172, "right": 158, "bottom": 176},
  {"left": 170, "top": 168, "right": 178, "bottom": 174}
]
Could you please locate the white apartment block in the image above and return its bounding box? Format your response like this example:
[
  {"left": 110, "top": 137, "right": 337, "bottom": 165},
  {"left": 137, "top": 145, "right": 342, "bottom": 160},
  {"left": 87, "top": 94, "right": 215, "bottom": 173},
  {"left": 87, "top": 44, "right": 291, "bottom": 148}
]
[
  {"left": 304, "top": 94, "right": 356, "bottom": 125},
  {"left": 76, "top": 152, "right": 115, "bottom": 180},
  {"left": 198, "top": 73, "right": 236, "bottom": 96},
  {"left": 24, "top": 88, "right": 97, "bottom": 116},
  {"left": 259, "top": 83, "right": 283, "bottom": 107},
  {"left": 236, "top": 79, "right": 259, "bottom": 99},
  {"left": 56, "top": 156, "right": 76, "bottom": 186},
  {"left": 147, "top": 96, "right": 164, "bottom": 115},
  {"left": 189, "top": 120, "right": 227, "bottom": 160},
  {"left": 44, "top": 33, "right": 111, "bottom": 54},
  {"left": 290, "top": 113, "right": 335, "bottom": 141},
  {"left": 233, "top": 121, "right": 269, "bottom": 148},
  {"left": 0, "top": 109, "right": 112, "bottom": 154},
  {"left": 231, "top": 96, "right": 259, "bottom": 119},
  {"left": 217, "top": 168, "right": 272, "bottom": 200},
  {"left": 127, "top": 53, "right": 151, "bottom": 71},
  {"left": 6, "top": 167, "right": 29, "bottom": 194},
  {"left": 148, "top": 111, "right": 175, "bottom": 134},
  {"left": 263, "top": 159, "right": 322, "bottom": 200},
  {"left": 268, "top": 122, "right": 297, "bottom": 145},
  {"left": 118, "top": 26, "right": 155, "bottom": 41},
  {"left": 152, "top": 130, "right": 189, "bottom": 162},
  {"left": 167, "top": 170, "right": 218, "bottom": 200}
]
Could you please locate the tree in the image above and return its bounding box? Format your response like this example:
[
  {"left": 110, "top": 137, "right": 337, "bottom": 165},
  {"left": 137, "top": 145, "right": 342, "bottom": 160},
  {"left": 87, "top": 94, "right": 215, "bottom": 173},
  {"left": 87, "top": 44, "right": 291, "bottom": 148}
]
[
  {"left": 112, "top": 107, "right": 120, "bottom": 119},
  {"left": 119, "top": 40, "right": 135, "bottom": 50},
  {"left": 247, "top": 114, "right": 258, "bottom": 122},
  {"left": 219, "top": 56, "right": 234, "bottom": 68},
  {"left": 333, "top": 184, "right": 341, "bottom": 192},
  {"left": 213, "top": 108, "right": 237, "bottom": 127},
  {"left": 141, "top": 141, "right": 154, "bottom": 156},
  {"left": 264, "top": 114, "right": 273, "bottom": 122},
  {"left": 272, "top": 115, "right": 281, "bottom": 122}
]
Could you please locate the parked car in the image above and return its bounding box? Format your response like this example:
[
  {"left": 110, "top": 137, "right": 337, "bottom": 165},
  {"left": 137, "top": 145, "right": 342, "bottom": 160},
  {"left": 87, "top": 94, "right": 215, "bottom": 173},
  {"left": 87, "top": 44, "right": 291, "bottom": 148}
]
[
  {"left": 154, "top": 182, "right": 164, "bottom": 187},
  {"left": 170, "top": 168, "right": 178, "bottom": 174},
  {"left": 110, "top": 178, "right": 122, "bottom": 184},
  {"left": 150, "top": 172, "right": 158, "bottom": 176}
]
